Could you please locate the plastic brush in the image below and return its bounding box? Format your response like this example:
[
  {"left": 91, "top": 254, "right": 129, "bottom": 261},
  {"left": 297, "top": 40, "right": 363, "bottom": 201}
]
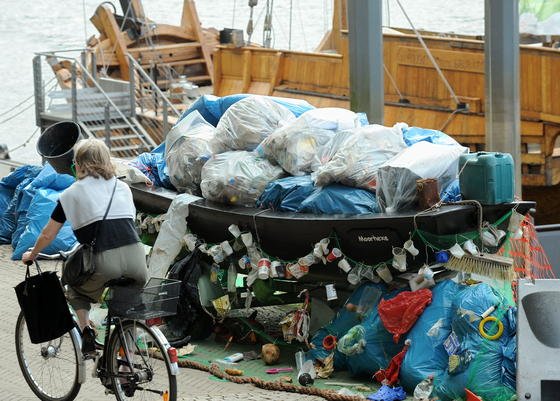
[{"left": 446, "top": 253, "right": 515, "bottom": 281}]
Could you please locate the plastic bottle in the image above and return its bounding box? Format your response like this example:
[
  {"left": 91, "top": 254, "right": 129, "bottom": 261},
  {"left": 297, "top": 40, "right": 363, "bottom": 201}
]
[
  {"left": 224, "top": 352, "right": 244, "bottom": 363},
  {"left": 413, "top": 375, "right": 434, "bottom": 401},
  {"left": 295, "top": 350, "right": 316, "bottom": 386},
  {"left": 89, "top": 305, "right": 107, "bottom": 344},
  {"left": 227, "top": 263, "right": 237, "bottom": 293}
]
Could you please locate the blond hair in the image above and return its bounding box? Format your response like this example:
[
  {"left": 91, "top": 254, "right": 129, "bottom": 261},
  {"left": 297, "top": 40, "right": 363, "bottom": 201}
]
[{"left": 73, "top": 138, "right": 116, "bottom": 180}]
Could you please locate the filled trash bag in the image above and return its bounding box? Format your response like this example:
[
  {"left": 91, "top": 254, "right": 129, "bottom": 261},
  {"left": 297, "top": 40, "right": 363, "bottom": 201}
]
[
  {"left": 313, "top": 124, "right": 408, "bottom": 190},
  {"left": 345, "top": 287, "right": 405, "bottom": 377},
  {"left": 399, "top": 280, "right": 463, "bottom": 392},
  {"left": 12, "top": 187, "right": 77, "bottom": 260},
  {"left": 378, "top": 288, "right": 433, "bottom": 343},
  {"left": 0, "top": 166, "right": 42, "bottom": 244},
  {"left": 433, "top": 283, "right": 516, "bottom": 401},
  {"left": 165, "top": 111, "right": 224, "bottom": 194},
  {"left": 200, "top": 151, "right": 285, "bottom": 207},
  {"left": 258, "top": 125, "right": 335, "bottom": 176},
  {"left": 402, "top": 126, "right": 461, "bottom": 147},
  {"left": 257, "top": 175, "right": 315, "bottom": 211},
  {"left": 308, "top": 283, "right": 384, "bottom": 371},
  {"left": 377, "top": 141, "right": 468, "bottom": 213},
  {"left": 130, "top": 151, "right": 173, "bottom": 189},
  {"left": 214, "top": 96, "right": 295, "bottom": 151},
  {"left": 298, "top": 184, "right": 380, "bottom": 215},
  {"left": 180, "top": 94, "right": 315, "bottom": 126}
]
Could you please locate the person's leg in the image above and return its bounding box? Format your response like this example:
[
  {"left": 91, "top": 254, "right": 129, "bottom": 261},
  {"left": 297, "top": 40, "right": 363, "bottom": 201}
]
[{"left": 75, "top": 309, "right": 89, "bottom": 331}]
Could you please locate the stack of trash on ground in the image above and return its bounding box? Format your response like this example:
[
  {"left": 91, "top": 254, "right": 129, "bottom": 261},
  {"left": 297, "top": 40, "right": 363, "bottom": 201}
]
[{"left": 126, "top": 94, "right": 549, "bottom": 401}]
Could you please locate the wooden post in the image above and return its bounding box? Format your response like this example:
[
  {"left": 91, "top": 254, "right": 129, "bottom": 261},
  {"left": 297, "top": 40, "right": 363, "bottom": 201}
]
[
  {"left": 97, "top": 4, "right": 130, "bottom": 80},
  {"left": 268, "top": 52, "right": 284, "bottom": 96},
  {"left": 180, "top": 0, "right": 214, "bottom": 83},
  {"left": 242, "top": 50, "right": 252, "bottom": 93}
]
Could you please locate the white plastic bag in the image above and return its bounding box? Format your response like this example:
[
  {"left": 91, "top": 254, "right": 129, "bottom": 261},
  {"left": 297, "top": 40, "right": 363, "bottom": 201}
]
[
  {"left": 313, "top": 124, "right": 408, "bottom": 190},
  {"left": 148, "top": 194, "right": 200, "bottom": 278},
  {"left": 214, "top": 96, "right": 295, "bottom": 151},
  {"left": 377, "top": 141, "right": 468, "bottom": 213},
  {"left": 200, "top": 151, "right": 285, "bottom": 206},
  {"left": 165, "top": 111, "right": 224, "bottom": 194},
  {"left": 297, "top": 107, "right": 361, "bottom": 131}
]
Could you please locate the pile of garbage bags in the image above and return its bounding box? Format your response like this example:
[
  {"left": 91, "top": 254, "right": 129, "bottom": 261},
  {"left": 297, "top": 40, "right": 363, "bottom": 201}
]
[
  {"left": 138, "top": 94, "right": 466, "bottom": 214},
  {"left": 309, "top": 280, "right": 517, "bottom": 401},
  {"left": 0, "top": 164, "right": 77, "bottom": 259}
]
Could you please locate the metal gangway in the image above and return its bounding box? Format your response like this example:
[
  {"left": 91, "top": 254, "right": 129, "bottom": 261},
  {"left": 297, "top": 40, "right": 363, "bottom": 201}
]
[{"left": 33, "top": 49, "right": 182, "bottom": 158}]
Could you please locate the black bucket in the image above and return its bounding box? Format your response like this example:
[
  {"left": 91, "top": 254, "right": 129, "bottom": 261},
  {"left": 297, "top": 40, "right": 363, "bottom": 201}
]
[{"left": 37, "top": 121, "right": 83, "bottom": 175}]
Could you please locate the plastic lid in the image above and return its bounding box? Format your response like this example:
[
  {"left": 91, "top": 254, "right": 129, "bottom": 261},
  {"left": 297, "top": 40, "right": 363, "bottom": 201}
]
[{"left": 298, "top": 373, "right": 314, "bottom": 386}]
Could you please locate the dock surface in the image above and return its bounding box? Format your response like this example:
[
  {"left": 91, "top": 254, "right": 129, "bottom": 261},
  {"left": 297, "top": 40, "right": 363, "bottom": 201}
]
[{"left": 0, "top": 245, "right": 324, "bottom": 401}]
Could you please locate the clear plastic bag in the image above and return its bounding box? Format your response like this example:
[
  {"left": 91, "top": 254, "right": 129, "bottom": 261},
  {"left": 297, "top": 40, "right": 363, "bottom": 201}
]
[
  {"left": 200, "top": 151, "right": 285, "bottom": 206},
  {"left": 313, "top": 124, "right": 408, "bottom": 190},
  {"left": 258, "top": 123, "right": 335, "bottom": 175},
  {"left": 165, "top": 111, "right": 225, "bottom": 194},
  {"left": 214, "top": 96, "right": 295, "bottom": 151},
  {"left": 377, "top": 141, "right": 468, "bottom": 213}
]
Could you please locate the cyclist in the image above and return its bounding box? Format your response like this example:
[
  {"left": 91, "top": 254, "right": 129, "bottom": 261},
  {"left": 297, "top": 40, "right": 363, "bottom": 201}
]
[{"left": 22, "top": 138, "right": 148, "bottom": 355}]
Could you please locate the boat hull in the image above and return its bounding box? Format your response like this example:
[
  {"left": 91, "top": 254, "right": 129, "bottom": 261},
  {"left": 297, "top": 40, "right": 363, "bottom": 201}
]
[{"left": 130, "top": 183, "right": 533, "bottom": 266}]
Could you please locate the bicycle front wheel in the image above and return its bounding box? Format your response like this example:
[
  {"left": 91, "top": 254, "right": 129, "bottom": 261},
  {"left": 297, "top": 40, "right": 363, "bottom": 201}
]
[
  {"left": 15, "top": 311, "right": 82, "bottom": 401},
  {"left": 108, "top": 320, "right": 177, "bottom": 401}
]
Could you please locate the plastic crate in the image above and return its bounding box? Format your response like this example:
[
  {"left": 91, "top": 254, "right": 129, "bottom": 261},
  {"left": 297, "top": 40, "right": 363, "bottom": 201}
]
[{"left": 106, "top": 278, "right": 180, "bottom": 320}]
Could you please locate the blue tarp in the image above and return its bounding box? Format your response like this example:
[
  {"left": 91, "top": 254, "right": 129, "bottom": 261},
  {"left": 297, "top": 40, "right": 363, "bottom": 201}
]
[{"left": 179, "top": 94, "right": 315, "bottom": 126}]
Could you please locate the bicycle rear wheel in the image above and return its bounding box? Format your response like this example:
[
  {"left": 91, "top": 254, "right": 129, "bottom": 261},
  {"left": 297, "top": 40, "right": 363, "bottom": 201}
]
[
  {"left": 15, "top": 311, "right": 82, "bottom": 401},
  {"left": 107, "top": 320, "right": 177, "bottom": 401}
]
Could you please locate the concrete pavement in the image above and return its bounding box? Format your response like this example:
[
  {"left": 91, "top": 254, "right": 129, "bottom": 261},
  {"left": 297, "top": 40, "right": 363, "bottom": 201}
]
[{"left": 0, "top": 245, "right": 324, "bottom": 401}]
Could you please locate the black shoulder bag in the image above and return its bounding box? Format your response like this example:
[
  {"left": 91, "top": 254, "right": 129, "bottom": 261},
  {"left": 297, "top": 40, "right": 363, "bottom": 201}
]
[
  {"left": 15, "top": 261, "right": 75, "bottom": 344},
  {"left": 61, "top": 178, "right": 118, "bottom": 287}
]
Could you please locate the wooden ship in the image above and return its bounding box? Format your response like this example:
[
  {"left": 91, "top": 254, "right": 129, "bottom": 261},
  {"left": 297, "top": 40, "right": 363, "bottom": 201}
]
[{"left": 46, "top": 0, "right": 560, "bottom": 222}]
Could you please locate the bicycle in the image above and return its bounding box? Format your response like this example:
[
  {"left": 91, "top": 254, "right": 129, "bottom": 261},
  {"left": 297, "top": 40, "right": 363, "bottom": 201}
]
[{"left": 15, "top": 257, "right": 180, "bottom": 401}]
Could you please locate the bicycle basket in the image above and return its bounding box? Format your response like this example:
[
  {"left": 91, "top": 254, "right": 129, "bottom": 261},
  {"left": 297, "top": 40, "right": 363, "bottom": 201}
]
[{"left": 106, "top": 278, "right": 181, "bottom": 320}]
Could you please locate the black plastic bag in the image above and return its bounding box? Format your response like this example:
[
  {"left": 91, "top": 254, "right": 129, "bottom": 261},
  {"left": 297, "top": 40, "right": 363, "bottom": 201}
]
[
  {"left": 14, "top": 262, "right": 75, "bottom": 344},
  {"left": 165, "top": 249, "right": 213, "bottom": 342}
]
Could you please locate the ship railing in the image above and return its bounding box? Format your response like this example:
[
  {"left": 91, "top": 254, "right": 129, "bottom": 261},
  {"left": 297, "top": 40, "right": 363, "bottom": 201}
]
[
  {"left": 33, "top": 50, "right": 156, "bottom": 158},
  {"left": 126, "top": 53, "right": 182, "bottom": 140}
]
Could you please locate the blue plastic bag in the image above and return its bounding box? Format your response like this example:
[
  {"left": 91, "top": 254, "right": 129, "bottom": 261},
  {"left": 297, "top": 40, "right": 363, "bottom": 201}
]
[
  {"left": 180, "top": 94, "right": 315, "bottom": 126},
  {"left": 257, "top": 175, "right": 315, "bottom": 211},
  {"left": 399, "top": 280, "right": 463, "bottom": 391},
  {"left": 12, "top": 187, "right": 77, "bottom": 260},
  {"left": 130, "top": 152, "right": 174, "bottom": 189},
  {"left": 0, "top": 166, "right": 42, "bottom": 244},
  {"left": 403, "top": 127, "right": 460, "bottom": 147},
  {"left": 440, "top": 179, "right": 462, "bottom": 203},
  {"left": 433, "top": 284, "right": 516, "bottom": 401},
  {"left": 345, "top": 287, "right": 404, "bottom": 377},
  {"left": 31, "top": 163, "right": 74, "bottom": 191},
  {"left": 298, "top": 184, "right": 380, "bottom": 215},
  {"left": 308, "top": 283, "right": 385, "bottom": 371}
]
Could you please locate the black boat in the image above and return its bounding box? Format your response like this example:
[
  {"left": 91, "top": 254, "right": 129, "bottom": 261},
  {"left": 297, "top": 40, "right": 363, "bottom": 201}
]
[{"left": 130, "top": 183, "right": 534, "bottom": 270}]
